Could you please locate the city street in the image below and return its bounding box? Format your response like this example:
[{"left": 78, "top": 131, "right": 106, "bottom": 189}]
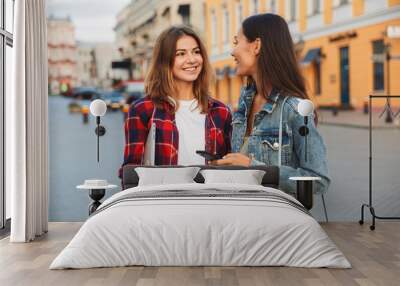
[
  {"left": 49, "top": 96, "right": 400, "bottom": 222},
  {"left": 317, "top": 120, "right": 400, "bottom": 222}
]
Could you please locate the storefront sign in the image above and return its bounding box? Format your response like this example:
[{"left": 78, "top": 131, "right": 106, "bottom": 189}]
[{"left": 329, "top": 31, "right": 357, "bottom": 42}]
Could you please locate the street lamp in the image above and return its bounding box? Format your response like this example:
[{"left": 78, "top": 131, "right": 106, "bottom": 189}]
[{"left": 384, "top": 43, "right": 393, "bottom": 123}]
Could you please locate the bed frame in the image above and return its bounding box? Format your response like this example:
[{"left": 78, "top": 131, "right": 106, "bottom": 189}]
[
  {"left": 121, "top": 165, "right": 315, "bottom": 210},
  {"left": 122, "top": 165, "right": 279, "bottom": 190}
]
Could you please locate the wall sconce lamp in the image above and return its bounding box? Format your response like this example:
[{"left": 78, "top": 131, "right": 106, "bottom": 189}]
[{"left": 89, "top": 99, "right": 107, "bottom": 162}]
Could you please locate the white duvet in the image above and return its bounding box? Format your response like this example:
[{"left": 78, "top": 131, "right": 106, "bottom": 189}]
[{"left": 50, "top": 183, "right": 350, "bottom": 269}]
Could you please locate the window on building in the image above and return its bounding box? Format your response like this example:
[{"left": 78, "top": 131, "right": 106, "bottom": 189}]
[
  {"left": 161, "top": 6, "right": 171, "bottom": 25},
  {"left": 211, "top": 9, "right": 217, "bottom": 48},
  {"left": 271, "top": 0, "right": 277, "bottom": 13},
  {"left": 250, "top": 0, "right": 259, "bottom": 15},
  {"left": 236, "top": 0, "right": 243, "bottom": 31},
  {"left": 307, "top": 0, "right": 322, "bottom": 15},
  {"left": 1, "top": 0, "right": 15, "bottom": 231},
  {"left": 222, "top": 6, "right": 229, "bottom": 45},
  {"left": 287, "top": 0, "right": 296, "bottom": 21},
  {"left": 303, "top": 48, "right": 322, "bottom": 95},
  {"left": 333, "top": 0, "right": 350, "bottom": 7},
  {"left": 372, "top": 40, "right": 385, "bottom": 91},
  {"left": 178, "top": 4, "right": 190, "bottom": 26},
  {"left": 314, "top": 59, "right": 321, "bottom": 95},
  {"left": 314, "top": 0, "right": 320, "bottom": 14}
]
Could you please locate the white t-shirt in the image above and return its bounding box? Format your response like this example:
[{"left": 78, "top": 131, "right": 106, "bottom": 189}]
[{"left": 175, "top": 99, "right": 206, "bottom": 165}]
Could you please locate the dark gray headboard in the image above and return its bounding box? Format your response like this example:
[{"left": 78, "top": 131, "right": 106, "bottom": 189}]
[{"left": 122, "top": 165, "right": 279, "bottom": 190}]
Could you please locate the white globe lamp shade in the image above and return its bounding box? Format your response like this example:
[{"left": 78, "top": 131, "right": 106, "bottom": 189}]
[
  {"left": 297, "top": 99, "right": 314, "bottom": 117},
  {"left": 90, "top": 99, "right": 107, "bottom": 117}
]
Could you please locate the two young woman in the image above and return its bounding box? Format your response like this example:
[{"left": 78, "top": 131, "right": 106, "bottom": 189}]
[{"left": 121, "top": 14, "right": 330, "bottom": 194}]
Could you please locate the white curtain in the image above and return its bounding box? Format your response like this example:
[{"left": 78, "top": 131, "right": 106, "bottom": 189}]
[{"left": 8, "top": 0, "right": 49, "bottom": 242}]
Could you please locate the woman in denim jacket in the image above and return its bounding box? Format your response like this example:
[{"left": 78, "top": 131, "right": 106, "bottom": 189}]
[{"left": 214, "top": 14, "right": 330, "bottom": 194}]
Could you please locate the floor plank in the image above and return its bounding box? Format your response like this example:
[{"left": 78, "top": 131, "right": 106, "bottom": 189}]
[{"left": 0, "top": 222, "right": 399, "bottom": 286}]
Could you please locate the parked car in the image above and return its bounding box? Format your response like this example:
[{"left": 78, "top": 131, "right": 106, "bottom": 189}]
[
  {"left": 101, "top": 91, "right": 125, "bottom": 110},
  {"left": 72, "top": 87, "right": 102, "bottom": 101},
  {"left": 115, "top": 81, "right": 145, "bottom": 105}
]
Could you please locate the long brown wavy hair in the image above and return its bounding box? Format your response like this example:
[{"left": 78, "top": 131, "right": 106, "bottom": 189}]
[{"left": 145, "top": 26, "right": 212, "bottom": 113}]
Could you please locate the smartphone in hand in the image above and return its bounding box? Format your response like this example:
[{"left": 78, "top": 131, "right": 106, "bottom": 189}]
[{"left": 196, "top": 150, "right": 222, "bottom": 161}]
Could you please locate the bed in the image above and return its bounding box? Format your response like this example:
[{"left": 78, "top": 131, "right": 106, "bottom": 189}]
[{"left": 50, "top": 165, "right": 350, "bottom": 269}]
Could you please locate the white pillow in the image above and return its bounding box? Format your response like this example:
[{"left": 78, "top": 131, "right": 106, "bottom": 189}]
[
  {"left": 135, "top": 167, "right": 201, "bottom": 186},
  {"left": 200, "top": 169, "right": 265, "bottom": 185}
]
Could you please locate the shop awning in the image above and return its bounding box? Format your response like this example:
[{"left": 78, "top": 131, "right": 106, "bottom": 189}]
[{"left": 301, "top": 48, "right": 321, "bottom": 66}]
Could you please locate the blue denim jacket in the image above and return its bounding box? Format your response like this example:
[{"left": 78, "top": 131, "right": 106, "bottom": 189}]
[{"left": 231, "top": 85, "right": 330, "bottom": 194}]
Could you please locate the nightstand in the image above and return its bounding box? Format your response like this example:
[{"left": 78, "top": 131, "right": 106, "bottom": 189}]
[
  {"left": 77, "top": 179, "right": 117, "bottom": 215},
  {"left": 289, "top": 177, "right": 321, "bottom": 211}
]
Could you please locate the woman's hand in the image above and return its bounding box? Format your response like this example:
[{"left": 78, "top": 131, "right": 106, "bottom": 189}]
[{"left": 210, "top": 153, "right": 251, "bottom": 167}]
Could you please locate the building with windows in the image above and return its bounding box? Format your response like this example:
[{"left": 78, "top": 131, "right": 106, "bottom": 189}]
[
  {"left": 47, "top": 16, "right": 78, "bottom": 95},
  {"left": 76, "top": 42, "right": 97, "bottom": 87},
  {"left": 205, "top": 0, "right": 400, "bottom": 109},
  {"left": 114, "top": 0, "right": 206, "bottom": 80},
  {"left": 77, "top": 42, "right": 120, "bottom": 90}
]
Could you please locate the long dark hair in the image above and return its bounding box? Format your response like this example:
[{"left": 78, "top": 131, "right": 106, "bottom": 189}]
[
  {"left": 242, "top": 13, "right": 309, "bottom": 101},
  {"left": 145, "top": 25, "right": 212, "bottom": 113}
]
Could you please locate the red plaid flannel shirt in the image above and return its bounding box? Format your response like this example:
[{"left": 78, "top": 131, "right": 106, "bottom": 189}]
[{"left": 119, "top": 96, "right": 232, "bottom": 178}]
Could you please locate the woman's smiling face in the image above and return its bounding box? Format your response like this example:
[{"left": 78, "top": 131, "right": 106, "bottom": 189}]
[
  {"left": 172, "top": 35, "right": 203, "bottom": 84},
  {"left": 231, "top": 29, "right": 259, "bottom": 77}
]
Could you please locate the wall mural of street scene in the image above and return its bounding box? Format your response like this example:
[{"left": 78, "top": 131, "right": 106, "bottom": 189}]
[{"left": 45, "top": 0, "right": 400, "bottom": 222}]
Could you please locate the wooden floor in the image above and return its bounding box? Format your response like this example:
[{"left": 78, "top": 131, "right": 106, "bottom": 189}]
[{"left": 0, "top": 222, "right": 399, "bottom": 286}]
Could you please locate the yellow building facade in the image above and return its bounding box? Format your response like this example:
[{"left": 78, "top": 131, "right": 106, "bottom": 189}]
[{"left": 205, "top": 0, "right": 400, "bottom": 110}]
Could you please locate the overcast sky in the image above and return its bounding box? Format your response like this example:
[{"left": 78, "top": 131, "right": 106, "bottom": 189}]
[{"left": 47, "top": 0, "right": 131, "bottom": 43}]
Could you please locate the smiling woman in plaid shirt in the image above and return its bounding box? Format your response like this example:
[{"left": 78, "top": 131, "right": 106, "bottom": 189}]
[{"left": 119, "top": 26, "right": 232, "bottom": 178}]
